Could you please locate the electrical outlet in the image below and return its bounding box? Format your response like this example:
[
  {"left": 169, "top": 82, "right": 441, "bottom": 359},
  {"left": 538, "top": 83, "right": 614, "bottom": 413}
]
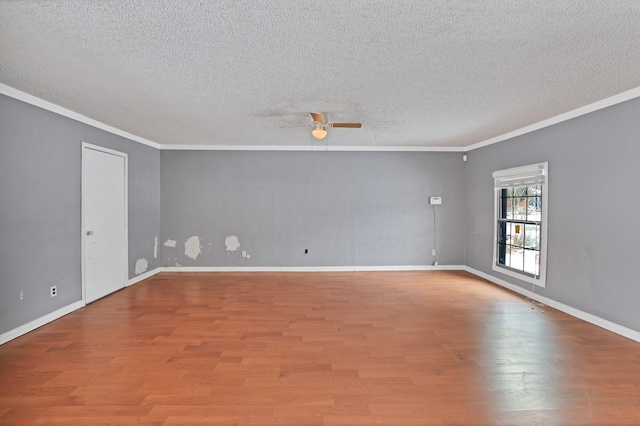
[
  {"left": 242, "top": 250, "right": 247, "bottom": 258},
  {"left": 20, "top": 290, "right": 24, "bottom": 300},
  {"left": 304, "top": 249, "right": 308, "bottom": 254},
  {"left": 432, "top": 249, "right": 437, "bottom": 256},
  {"left": 50, "top": 286, "right": 57, "bottom": 297}
]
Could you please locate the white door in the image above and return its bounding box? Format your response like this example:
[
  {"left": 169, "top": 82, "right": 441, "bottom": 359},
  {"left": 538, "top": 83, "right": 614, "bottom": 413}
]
[{"left": 82, "top": 143, "right": 128, "bottom": 304}]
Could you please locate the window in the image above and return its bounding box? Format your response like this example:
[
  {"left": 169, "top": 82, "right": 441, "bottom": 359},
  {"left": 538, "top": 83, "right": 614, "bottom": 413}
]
[{"left": 492, "top": 162, "right": 548, "bottom": 287}]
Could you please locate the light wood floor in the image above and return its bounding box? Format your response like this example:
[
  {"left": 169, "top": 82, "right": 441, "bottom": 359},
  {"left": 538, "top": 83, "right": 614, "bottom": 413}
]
[{"left": 1, "top": 271, "right": 640, "bottom": 425}]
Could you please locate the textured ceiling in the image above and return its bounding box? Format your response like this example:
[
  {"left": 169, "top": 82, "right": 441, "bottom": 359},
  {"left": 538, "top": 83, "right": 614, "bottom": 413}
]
[{"left": 1, "top": 1, "right": 639, "bottom": 149}]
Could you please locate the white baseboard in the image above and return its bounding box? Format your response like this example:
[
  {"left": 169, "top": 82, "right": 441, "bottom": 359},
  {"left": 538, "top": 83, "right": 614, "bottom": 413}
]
[
  {"left": 160, "top": 264, "right": 465, "bottom": 273},
  {"left": 11, "top": 266, "right": 636, "bottom": 348},
  {"left": 353, "top": 264, "right": 464, "bottom": 271},
  {"left": 128, "top": 267, "right": 163, "bottom": 286},
  {"left": 463, "top": 266, "right": 640, "bottom": 344},
  {"left": 0, "top": 300, "right": 85, "bottom": 345}
]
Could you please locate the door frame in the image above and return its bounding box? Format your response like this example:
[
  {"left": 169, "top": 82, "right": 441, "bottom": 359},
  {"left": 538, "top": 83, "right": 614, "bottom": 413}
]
[{"left": 81, "top": 142, "right": 128, "bottom": 305}]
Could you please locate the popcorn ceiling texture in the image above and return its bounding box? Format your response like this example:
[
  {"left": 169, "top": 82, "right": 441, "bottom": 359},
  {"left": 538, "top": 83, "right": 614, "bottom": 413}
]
[{"left": 0, "top": 1, "right": 639, "bottom": 148}]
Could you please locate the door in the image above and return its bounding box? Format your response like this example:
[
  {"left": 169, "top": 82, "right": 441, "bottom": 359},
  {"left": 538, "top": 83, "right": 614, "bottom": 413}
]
[{"left": 82, "top": 143, "right": 128, "bottom": 303}]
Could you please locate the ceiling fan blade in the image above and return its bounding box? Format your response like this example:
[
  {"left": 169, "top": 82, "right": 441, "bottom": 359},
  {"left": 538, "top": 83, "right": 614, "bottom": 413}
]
[
  {"left": 310, "top": 112, "right": 325, "bottom": 123},
  {"left": 330, "top": 123, "right": 362, "bottom": 128}
]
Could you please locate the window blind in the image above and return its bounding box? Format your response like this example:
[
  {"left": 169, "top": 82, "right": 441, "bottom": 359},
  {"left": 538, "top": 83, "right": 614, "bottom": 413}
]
[{"left": 493, "top": 163, "right": 546, "bottom": 189}]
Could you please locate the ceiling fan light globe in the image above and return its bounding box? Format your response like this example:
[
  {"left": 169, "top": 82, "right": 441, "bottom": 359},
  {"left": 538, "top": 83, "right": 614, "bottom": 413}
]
[{"left": 312, "top": 128, "right": 327, "bottom": 139}]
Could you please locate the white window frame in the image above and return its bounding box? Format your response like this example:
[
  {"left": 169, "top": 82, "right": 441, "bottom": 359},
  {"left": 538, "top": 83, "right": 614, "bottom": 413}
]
[{"left": 492, "top": 162, "right": 548, "bottom": 287}]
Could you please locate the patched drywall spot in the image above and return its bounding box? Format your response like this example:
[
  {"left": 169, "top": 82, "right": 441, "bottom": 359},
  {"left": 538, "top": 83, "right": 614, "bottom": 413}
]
[
  {"left": 164, "top": 239, "right": 177, "bottom": 248},
  {"left": 135, "top": 258, "right": 148, "bottom": 275},
  {"left": 154, "top": 237, "right": 158, "bottom": 258},
  {"left": 185, "top": 236, "right": 202, "bottom": 260},
  {"left": 225, "top": 235, "right": 240, "bottom": 252}
]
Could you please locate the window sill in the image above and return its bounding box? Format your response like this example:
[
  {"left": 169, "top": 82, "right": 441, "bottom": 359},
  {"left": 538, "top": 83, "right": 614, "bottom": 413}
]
[{"left": 492, "top": 263, "right": 546, "bottom": 288}]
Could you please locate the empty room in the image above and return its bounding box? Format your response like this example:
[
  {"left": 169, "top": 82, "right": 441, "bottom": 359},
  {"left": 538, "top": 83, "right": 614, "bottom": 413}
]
[{"left": 1, "top": 1, "right": 640, "bottom": 425}]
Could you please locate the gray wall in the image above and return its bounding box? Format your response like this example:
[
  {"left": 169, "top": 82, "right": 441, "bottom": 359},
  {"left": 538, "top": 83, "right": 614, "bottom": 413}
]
[
  {"left": 0, "top": 94, "right": 160, "bottom": 335},
  {"left": 6, "top": 85, "right": 639, "bottom": 339},
  {"left": 161, "top": 151, "right": 466, "bottom": 268},
  {"left": 465, "top": 97, "right": 640, "bottom": 332}
]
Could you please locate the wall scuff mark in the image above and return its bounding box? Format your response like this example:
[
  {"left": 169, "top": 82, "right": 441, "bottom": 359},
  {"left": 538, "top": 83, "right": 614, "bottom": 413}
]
[
  {"left": 135, "top": 258, "right": 148, "bottom": 275},
  {"left": 154, "top": 237, "right": 158, "bottom": 258},
  {"left": 185, "top": 236, "right": 202, "bottom": 260},
  {"left": 164, "top": 239, "right": 177, "bottom": 248},
  {"left": 225, "top": 235, "right": 241, "bottom": 252}
]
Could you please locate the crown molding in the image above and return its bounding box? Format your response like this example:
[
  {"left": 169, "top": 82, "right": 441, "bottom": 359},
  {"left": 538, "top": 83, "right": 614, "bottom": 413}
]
[
  {"left": 0, "top": 83, "right": 161, "bottom": 149},
  {"left": 3, "top": 82, "right": 640, "bottom": 153},
  {"left": 159, "top": 144, "right": 466, "bottom": 152},
  {"left": 466, "top": 86, "right": 640, "bottom": 151}
]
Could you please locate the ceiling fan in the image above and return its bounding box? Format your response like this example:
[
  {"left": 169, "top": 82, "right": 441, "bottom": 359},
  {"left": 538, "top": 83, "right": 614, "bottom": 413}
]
[{"left": 308, "top": 113, "right": 362, "bottom": 139}]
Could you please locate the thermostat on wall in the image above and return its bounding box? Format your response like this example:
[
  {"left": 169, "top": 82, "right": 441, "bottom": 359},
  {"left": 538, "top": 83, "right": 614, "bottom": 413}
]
[{"left": 429, "top": 196, "right": 442, "bottom": 205}]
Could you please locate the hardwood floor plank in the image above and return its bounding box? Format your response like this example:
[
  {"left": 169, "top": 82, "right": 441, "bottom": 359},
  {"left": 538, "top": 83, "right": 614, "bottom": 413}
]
[{"left": 1, "top": 271, "right": 640, "bottom": 425}]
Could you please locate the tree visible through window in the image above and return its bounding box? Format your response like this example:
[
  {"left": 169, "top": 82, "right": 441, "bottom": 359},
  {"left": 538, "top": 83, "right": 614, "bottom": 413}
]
[{"left": 497, "top": 185, "right": 541, "bottom": 277}]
